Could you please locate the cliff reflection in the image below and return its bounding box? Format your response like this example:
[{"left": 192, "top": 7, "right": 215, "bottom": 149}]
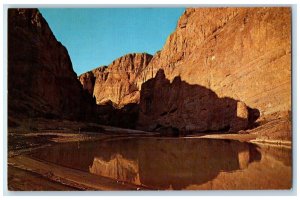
[
  {"left": 89, "top": 139, "right": 261, "bottom": 189},
  {"left": 31, "top": 138, "right": 263, "bottom": 189}
]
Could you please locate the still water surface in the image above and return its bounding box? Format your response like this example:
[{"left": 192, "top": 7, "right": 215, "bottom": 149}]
[{"left": 31, "top": 137, "right": 291, "bottom": 190}]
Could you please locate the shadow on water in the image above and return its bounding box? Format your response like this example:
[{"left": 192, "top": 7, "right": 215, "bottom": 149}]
[{"left": 31, "top": 138, "right": 264, "bottom": 189}]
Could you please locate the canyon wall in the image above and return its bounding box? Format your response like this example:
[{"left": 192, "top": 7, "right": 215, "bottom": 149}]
[
  {"left": 8, "top": 9, "right": 96, "bottom": 121},
  {"left": 137, "top": 7, "right": 291, "bottom": 118},
  {"left": 80, "top": 7, "right": 291, "bottom": 132},
  {"left": 79, "top": 53, "right": 152, "bottom": 107},
  {"left": 138, "top": 69, "right": 259, "bottom": 132}
]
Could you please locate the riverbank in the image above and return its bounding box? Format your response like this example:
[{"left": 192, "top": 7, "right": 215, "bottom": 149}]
[
  {"left": 7, "top": 117, "right": 292, "bottom": 191},
  {"left": 7, "top": 119, "right": 159, "bottom": 191}
]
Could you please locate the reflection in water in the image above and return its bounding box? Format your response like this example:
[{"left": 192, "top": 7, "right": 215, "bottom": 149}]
[
  {"left": 89, "top": 154, "right": 141, "bottom": 185},
  {"left": 31, "top": 138, "right": 291, "bottom": 190}
]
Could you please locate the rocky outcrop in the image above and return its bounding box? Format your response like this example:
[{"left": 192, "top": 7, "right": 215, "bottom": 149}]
[
  {"left": 138, "top": 7, "right": 291, "bottom": 115},
  {"left": 78, "top": 71, "right": 96, "bottom": 95},
  {"left": 137, "top": 69, "right": 259, "bottom": 133},
  {"left": 8, "top": 9, "right": 96, "bottom": 121},
  {"left": 134, "top": 7, "right": 291, "bottom": 132},
  {"left": 79, "top": 53, "right": 152, "bottom": 107},
  {"left": 80, "top": 8, "right": 290, "bottom": 133}
]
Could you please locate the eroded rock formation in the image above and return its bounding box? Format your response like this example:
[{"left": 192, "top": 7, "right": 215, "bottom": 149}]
[
  {"left": 73, "top": 7, "right": 292, "bottom": 134},
  {"left": 137, "top": 69, "right": 259, "bottom": 133},
  {"left": 136, "top": 7, "right": 291, "bottom": 119},
  {"left": 79, "top": 8, "right": 290, "bottom": 133},
  {"left": 79, "top": 53, "right": 153, "bottom": 107},
  {"left": 8, "top": 8, "right": 96, "bottom": 121}
]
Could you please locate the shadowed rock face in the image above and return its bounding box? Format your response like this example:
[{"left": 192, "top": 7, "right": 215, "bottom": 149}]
[
  {"left": 8, "top": 9, "right": 96, "bottom": 121},
  {"left": 96, "top": 102, "right": 139, "bottom": 129},
  {"left": 78, "top": 53, "right": 153, "bottom": 107},
  {"left": 78, "top": 71, "right": 96, "bottom": 95},
  {"left": 136, "top": 8, "right": 291, "bottom": 119},
  {"left": 138, "top": 69, "right": 259, "bottom": 133}
]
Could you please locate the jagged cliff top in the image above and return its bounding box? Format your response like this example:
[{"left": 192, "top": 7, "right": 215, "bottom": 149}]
[{"left": 79, "top": 52, "right": 153, "bottom": 77}]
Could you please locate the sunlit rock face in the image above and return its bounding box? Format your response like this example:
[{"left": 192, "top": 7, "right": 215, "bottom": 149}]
[
  {"left": 8, "top": 8, "right": 96, "bottom": 121},
  {"left": 78, "top": 53, "right": 153, "bottom": 108},
  {"left": 136, "top": 7, "right": 291, "bottom": 120}
]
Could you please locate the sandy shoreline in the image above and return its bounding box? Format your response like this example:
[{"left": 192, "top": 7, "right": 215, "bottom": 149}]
[{"left": 7, "top": 117, "right": 292, "bottom": 191}]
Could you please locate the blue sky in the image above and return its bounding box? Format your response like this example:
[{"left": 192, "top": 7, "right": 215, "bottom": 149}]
[{"left": 39, "top": 8, "right": 185, "bottom": 75}]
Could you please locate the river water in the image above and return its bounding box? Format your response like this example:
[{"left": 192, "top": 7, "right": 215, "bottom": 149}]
[{"left": 30, "top": 137, "right": 292, "bottom": 190}]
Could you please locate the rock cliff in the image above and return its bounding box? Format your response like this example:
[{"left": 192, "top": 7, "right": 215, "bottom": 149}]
[
  {"left": 8, "top": 8, "right": 96, "bottom": 122},
  {"left": 79, "top": 53, "right": 152, "bottom": 107},
  {"left": 137, "top": 69, "right": 259, "bottom": 133},
  {"left": 137, "top": 7, "right": 291, "bottom": 119},
  {"left": 81, "top": 7, "right": 291, "bottom": 133}
]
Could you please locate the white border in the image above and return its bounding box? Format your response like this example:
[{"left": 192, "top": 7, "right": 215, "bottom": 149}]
[{"left": 1, "top": 1, "right": 299, "bottom": 199}]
